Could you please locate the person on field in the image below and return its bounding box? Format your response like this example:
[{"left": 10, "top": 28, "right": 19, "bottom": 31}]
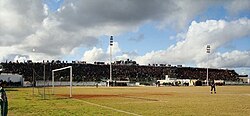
[
  {"left": 0, "top": 80, "right": 8, "bottom": 116},
  {"left": 96, "top": 83, "right": 98, "bottom": 88},
  {"left": 210, "top": 80, "right": 216, "bottom": 94},
  {"left": 156, "top": 81, "right": 160, "bottom": 87}
]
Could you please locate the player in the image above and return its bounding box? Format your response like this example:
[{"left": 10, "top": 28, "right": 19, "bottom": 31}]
[
  {"left": 96, "top": 83, "right": 98, "bottom": 88},
  {"left": 156, "top": 81, "right": 160, "bottom": 87},
  {"left": 210, "top": 80, "right": 216, "bottom": 94},
  {"left": 0, "top": 80, "right": 8, "bottom": 116}
]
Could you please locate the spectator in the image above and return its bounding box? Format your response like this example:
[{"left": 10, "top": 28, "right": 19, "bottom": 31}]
[{"left": 0, "top": 61, "right": 239, "bottom": 84}]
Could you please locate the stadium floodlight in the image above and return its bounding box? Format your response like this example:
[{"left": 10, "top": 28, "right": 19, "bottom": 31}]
[
  {"left": 206, "top": 44, "right": 211, "bottom": 86},
  {"left": 52, "top": 66, "right": 72, "bottom": 98},
  {"left": 109, "top": 36, "right": 113, "bottom": 87}
]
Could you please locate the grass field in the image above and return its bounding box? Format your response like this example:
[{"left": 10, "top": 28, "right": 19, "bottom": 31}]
[{"left": 6, "top": 86, "right": 250, "bottom": 116}]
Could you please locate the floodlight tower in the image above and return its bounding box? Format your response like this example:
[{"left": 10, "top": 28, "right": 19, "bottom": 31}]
[
  {"left": 32, "top": 48, "right": 36, "bottom": 96},
  {"left": 206, "top": 44, "right": 210, "bottom": 86},
  {"left": 109, "top": 36, "right": 113, "bottom": 87}
]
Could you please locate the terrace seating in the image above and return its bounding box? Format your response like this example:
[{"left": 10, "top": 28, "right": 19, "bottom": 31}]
[{"left": 0, "top": 61, "right": 239, "bottom": 83}]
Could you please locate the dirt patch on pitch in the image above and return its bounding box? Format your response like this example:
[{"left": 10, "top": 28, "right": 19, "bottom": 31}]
[
  {"left": 57, "top": 94, "right": 119, "bottom": 99},
  {"left": 149, "top": 93, "right": 174, "bottom": 96},
  {"left": 57, "top": 93, "right": 173, "bottom": 100}
]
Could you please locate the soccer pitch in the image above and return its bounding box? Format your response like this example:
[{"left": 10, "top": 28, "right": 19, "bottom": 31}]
[{"left": 7, "top": 86, "right": 250, "bottom": 116}]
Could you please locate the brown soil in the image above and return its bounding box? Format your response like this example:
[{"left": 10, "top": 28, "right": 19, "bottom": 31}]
[
  {"left": 56, "top": 93, "right": 173, "bottom": 101},
  {"left": 57, "top": 94, "right": 119, "bottom": 99}
]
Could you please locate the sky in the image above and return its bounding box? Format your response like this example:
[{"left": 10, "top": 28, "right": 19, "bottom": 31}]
[{"left": 0, "top": 0, "right": 250, "bottom": 75}]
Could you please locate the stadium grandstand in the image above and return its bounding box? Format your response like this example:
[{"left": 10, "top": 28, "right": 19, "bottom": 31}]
[{"left": 0, "top": 59, "right": 241, "bottom": 87}]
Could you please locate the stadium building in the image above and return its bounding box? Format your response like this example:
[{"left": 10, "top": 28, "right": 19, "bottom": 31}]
[{"left": 0, "top": 61, "right": 246, "bottom": 86}]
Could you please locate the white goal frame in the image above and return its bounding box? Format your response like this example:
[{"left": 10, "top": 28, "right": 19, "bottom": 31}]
[{"left": 52, "top": 66, "right": 72, "bottom": 98}]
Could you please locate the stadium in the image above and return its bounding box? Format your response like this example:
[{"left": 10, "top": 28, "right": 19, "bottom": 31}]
[
  {"left": 1, "top": 60, "right": 250, "bottom": 115},
  {"left": 1, "top": 0, "right": 250, "bottom": 116},
  {"left": 0, "top": 60, "right": 245, "bottom": 87}
]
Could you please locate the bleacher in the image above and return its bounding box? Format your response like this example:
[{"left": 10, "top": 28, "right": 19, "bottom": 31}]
[{"left": 0, "top": 61, "right": 239, "bottom": 83}]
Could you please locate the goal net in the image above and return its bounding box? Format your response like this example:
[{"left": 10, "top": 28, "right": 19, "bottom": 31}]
[
  {"left": 33, "top": 65, "right": 52, "bottom": 99},
  {"left": 52, "top": 66, "right": 72, "bottom": 98}
]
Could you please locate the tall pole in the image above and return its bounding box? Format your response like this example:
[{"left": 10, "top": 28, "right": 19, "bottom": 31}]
[
  {"left": 70, "top": 66, "right": 72, "bottom": 98},
  {"left": 33, "top": 68, "right": 35, "bottom": 96},
  {"left": 43, "top": 64, "right": 45, "bottom": 99},
  {"left": 109, "top": 36, "right": 113, "bottom": 87},
  {"left": 206, "top": 44, "right": 210, "bottom": 86},
  {"left": 32, "top": 48, "right": 35, "bottom": 96},
  {"left": 206, "top": 59, "right": 209, "bottom": 86},
  {"left": 52, "top": 71, "right": 54, "bottom": 95}
]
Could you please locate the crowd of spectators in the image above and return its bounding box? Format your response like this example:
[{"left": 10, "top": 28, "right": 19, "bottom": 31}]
[
  {"left": 0, "top": 60, "right": 239, "bottom": 83},
  {"left": 171, "top": 67, "right": 239, "bottom": 81}
]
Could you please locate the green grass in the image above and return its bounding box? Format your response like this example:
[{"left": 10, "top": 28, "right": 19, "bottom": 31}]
[{"left": 6, "top": 86, "right": 250, "bottom": 116}]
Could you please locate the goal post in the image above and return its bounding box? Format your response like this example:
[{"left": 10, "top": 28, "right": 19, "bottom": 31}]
[{"left": 52, "top": 66, "right": 72, "bottom": 98}]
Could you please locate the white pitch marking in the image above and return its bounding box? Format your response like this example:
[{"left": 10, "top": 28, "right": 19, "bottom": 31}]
[{"left": 75, "top": 99, "right": 142, "bottom": 116}]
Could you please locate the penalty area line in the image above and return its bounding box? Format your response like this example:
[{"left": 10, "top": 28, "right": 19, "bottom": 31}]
[{"left": 75, "top": 99, "right": 142, "bottom": 116}]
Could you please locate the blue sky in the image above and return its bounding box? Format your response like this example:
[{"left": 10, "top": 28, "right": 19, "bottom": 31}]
[
  {"left": 41, "top": 0, "right": 250, "bottom": 56},
  {"left": 0, "top": 0, "right": 250, "bottom": 75},
  {"left": 43, "top": 0, "right": 64, "bottom": 12},
  {"left": 45, "top": 0, "right": 250, "bottom": 75},
  {"left": 43, "top": 0, "right": 179, "bottom": 57}
]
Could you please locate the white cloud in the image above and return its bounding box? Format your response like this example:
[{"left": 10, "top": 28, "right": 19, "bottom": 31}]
[
  {"left": 0, "top": 0, "right": 250, "bottom": 68},
  {"left": 198, "top": 50, "right": 250, "bottom": 68},
  {"left": 14, "top": 55, "right": 28, "bottom": 62},
  {"left": 82, "top": 42, "right": 122, "bottom": 63},
  {"left": 225, "top": 0, "right": 250, "bottom": 15},
  {"left": 107, "top": 42, "right": 121, "bottom": 55},
  {"left": 135, "top": 18, "right": 250, "bottom": 68},
  {"left": 82, "top": 47, "right": 108, "bottom": 63},
  {"left": 43, "top": 4, "right": 49, "bottom": 16},
  {"left": 116, "top": 51, "right": 139, "bottom": 61},
  {"left": 0, "top": 0, "right": 45, "bottom": 45}
]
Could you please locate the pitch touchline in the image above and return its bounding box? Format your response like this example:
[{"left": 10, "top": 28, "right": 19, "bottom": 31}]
[{"left": 75, "top": 99, "right": 142, "bottom": 116}]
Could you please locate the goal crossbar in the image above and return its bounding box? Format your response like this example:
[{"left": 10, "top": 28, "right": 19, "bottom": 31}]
[{"left": 52, "top": 66, "right": 72, "bottom": 98}]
